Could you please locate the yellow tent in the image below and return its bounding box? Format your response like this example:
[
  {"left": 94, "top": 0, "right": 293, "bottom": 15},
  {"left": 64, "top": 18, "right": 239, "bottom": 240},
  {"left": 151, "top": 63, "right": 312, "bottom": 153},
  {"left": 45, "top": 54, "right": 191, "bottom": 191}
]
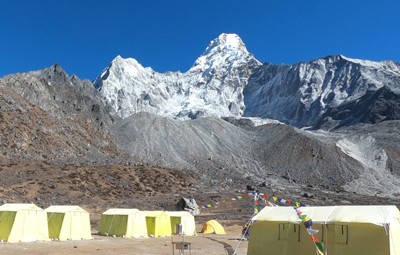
[
  {"left": 248, "top": 205, "right": 400, "bottom": 255},
  {"left": 143, "top": 211, "right": 172, "bottom": 237},
  {"left": 45, "top": 205, "right": 92, "bottom": 241},
  {"left": 98, "top": 208, "right": 147, "bottom": 238},
  {"left": 167, "top": 211, "right": 196, "bottom": 236},
  {"left": 201, "top": 220, "right": 226, "bottom": 234},
  {"left": 0, "top": 203, "right": 50, "bottom": 243}
]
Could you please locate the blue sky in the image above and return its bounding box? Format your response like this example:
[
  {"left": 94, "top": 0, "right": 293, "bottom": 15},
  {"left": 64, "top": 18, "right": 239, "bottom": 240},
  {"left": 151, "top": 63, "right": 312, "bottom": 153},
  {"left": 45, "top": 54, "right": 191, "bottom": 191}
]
[{"left": 1, "top": 0, "right": 399, "bottom": 80}]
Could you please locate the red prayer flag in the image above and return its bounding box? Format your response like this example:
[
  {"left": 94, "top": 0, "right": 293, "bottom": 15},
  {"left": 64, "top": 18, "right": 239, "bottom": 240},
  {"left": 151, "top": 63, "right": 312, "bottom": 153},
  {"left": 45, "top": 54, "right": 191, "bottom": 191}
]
[{"left": 311, "top": 235, "right": 319, "bottom": 242}]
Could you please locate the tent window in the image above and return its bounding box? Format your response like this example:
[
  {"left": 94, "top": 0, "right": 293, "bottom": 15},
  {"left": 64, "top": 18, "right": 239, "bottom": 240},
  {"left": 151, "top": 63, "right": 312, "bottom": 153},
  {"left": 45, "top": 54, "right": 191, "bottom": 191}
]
[{"left": 334, "top": 224, "right": 348, "bottom": 244}]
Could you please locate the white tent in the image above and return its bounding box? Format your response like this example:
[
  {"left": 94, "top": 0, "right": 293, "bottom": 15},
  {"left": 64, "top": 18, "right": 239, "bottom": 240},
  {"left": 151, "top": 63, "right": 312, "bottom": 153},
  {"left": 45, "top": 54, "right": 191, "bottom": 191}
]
[
  {"left": 0, "top": 203, "right": 50, "bottom": 243},
  {"left": 167, "top": 211, "right": 196, "bottom": 236},
  {"left": 143, "top": 211, "right": 172, "bottom": 237},
  {"left": 45, "top": 205, "right": 92, "bottom": 241},
  {"left": 249, "top": 205, "right": 400, "bottom": 255},
  {"left": 99, "top": 208, "right": 148, "bottom": 238}
]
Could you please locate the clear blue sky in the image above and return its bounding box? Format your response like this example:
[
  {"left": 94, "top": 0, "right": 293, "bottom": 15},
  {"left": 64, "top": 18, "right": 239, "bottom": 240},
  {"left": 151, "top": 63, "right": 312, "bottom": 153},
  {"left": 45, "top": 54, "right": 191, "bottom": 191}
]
[{"left": 1, "top": 0, "right": 399, "bottom": 80}]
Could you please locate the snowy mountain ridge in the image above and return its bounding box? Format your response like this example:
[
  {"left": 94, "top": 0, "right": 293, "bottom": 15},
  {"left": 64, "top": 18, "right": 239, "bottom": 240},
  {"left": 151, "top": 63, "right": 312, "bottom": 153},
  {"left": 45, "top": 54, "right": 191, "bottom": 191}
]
[
  {"left": 244, "top": 54, "right": 400, "bottom": 127},
  {"left": 94, "top": 33, "right": 261, "bottom": 120},
  {"left": 95, "top": 33, "right": 400, "bottom": 128}
]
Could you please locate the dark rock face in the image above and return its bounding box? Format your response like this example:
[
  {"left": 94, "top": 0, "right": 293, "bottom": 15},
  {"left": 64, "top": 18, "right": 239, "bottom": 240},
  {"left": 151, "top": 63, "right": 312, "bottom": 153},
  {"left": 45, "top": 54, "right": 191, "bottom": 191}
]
[{"left": 315, "top": 86, "right": 400, "bottom": 130}]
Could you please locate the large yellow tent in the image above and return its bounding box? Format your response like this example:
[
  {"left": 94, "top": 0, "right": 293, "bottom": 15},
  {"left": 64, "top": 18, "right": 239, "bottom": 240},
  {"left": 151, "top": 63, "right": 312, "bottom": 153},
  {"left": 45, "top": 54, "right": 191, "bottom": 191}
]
[
  {"left": 201, "top": 220, "right": 226, "bottom": 234},
  {"left": 248, "top": 205, "right": 400, "bottom": 255},
  {"left": 0, "top": 203, "right": 50, "bottom": 243},
  {"left": 143, "top": 211, "right": 172, "bottom": 237},
  {"left": 167, "top": 211, "right": 196, "bottom": 236},
  {"left": 98, "top": 208, "right": 147, "bottom": 238},
  {"left": 45, "top": 205, "right": 92, "bottom": 241}
]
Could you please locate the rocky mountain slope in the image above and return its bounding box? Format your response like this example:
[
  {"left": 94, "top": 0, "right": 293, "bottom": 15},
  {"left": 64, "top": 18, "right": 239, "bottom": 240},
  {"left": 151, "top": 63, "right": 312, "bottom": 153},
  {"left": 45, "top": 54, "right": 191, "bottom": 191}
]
[
  {"left": 0, "top": 66, "right": 118, "bottom": 164},
  {"left": 1, "top": 33, "right": 400, "bottom": 211},
  {"left": 0, "top": 66, "right": 195, "bottom": 210},
  {"left": 113, "top": 112, "right": 400, "bottom": 198}
]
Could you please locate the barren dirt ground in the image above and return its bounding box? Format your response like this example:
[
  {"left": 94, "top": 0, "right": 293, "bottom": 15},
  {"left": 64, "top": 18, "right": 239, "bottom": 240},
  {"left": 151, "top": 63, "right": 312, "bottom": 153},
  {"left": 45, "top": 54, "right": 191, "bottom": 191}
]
[
  {"left": 0, "top": 224, "right": 248, "bottom": 255},
  {"left": 1, "top": 160, "right": 399, "bottom": 255}
]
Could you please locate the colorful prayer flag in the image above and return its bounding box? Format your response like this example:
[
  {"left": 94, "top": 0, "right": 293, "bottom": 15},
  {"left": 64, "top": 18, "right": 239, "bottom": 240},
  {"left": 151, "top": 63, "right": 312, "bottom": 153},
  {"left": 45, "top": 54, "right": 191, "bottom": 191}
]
[
  {"left": 307, "top": 228, "right": 319, "bottom": 235},
  {"left": 304, "top": 219, "right": 313, "bottom": 228},
  {"left": 311, "top": 235, "right": 319, "bottom": 242},
  {"left": 299, "top": 215, "right": 307, "bottom": 220},
  {"left": 254, "top": 207, "right": 259, "bottom": 214},
  {"left": 315, "top": 242, "right": 324, "bottom": 255}
]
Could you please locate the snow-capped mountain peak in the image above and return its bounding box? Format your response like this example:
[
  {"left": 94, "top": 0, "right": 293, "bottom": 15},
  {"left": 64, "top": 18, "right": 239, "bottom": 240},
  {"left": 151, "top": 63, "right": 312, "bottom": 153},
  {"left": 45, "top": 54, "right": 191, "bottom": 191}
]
[
  {"left": 95, "top": 33, "right": 261, "bottom": 119},
  {"left": 202, "top": 33, "right": 247, "bottom": 55},
  {"left": 95, "top": 33, "right": 400, "bottom": 128},
  {"left": 111, "top": 56, "right": 148, "bottom": 77},
  {"left": 192, "top": 33, "right": 256, "bottom": 72}
]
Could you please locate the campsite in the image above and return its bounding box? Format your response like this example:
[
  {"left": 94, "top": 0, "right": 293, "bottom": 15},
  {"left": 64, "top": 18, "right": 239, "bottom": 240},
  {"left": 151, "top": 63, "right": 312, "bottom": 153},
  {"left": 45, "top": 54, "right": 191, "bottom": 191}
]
[
  {"left": 0, "top": 203, "right": 249, "bottom": 255},
  {"left": 1, "top": 190, "right": 400, "bottom": 255},
  {"left": 0, "top": 160, "right": 400, "bottom": 255},
  {"left": 0, "top": 225, "right": 248, "bottom": 255}
]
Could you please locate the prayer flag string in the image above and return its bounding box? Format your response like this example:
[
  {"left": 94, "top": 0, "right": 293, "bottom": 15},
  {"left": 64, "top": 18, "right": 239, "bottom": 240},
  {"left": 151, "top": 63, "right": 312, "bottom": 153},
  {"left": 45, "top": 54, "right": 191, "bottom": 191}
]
[
  {"left": 199, "top": 192, "right": 307, "bottom": 210},
  {"left": 295, "top": 207, "right": 324, "bottom": 255}
]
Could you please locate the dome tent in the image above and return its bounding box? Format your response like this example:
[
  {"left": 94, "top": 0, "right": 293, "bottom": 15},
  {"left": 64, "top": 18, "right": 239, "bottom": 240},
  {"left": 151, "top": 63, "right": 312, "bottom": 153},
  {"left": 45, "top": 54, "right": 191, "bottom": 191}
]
[{"left": 201, "top": 220, "right": 226, "bottom": 234}]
